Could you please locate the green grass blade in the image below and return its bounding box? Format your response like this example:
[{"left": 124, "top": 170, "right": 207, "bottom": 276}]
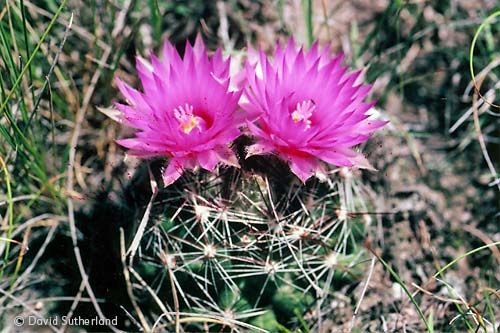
[
  {"left": 433, "top": 241, "right": 500, "bottom": 278},
  {"left": 0, "top": 0, "right": 68, "bottom": 117},
  {"left": 301, "top": 0, "right": 313, "bottom": 47}
]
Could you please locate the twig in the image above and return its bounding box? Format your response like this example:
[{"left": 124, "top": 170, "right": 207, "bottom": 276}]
[
  {"left": 462, "top": 224, "right": 500, "bottom": 269},
  {"left": 163, "top": 312, "right": 269, "bottom": 333},
  {"left": 469, "top": 10, "right": 500, "bottom": 110},
  {"left": 411, "top": 282, "right": 462, "bottom": 304},
  {"left": 471, "top": 73, "right": 500, "bottom": 192},
  {"left": 168, "top": 264, "right": 180, "bottom": 333},
  {"left": 63, "top": 0, "right": 132, "bottom": 329},
  {"left": 349, "top": 256, "right": 376, "bottom": 332},
  {"left": 152, "top": 313, "right": 170, "bottom": 332},
  {"left": 120, "top": 228, "right": 150, "bottom": 332},
  {"left": 129, "top": 268, "right": 173, "bottom": 322},
  {"left": 7, "top": 214, "right": 63, "bottom": 240},
  {"left": 11, "top": 225, "right": 57, "bottom": 291},
  {"left": 216, "top": 1, "right": 232, "bottom": 51},
  {"left": 0, "top": 287, "right": 58, "bottom": 332},
  {"left": 450, "top": 58, "right": 500, "bottom": 133},
  {"left": 59, "top": 281, "right": 85, "bottom": 333},
  {"left": 64, "top": 16, "right": 119, "bottom": 333},
  {"left": 127, "top": 165, "right": 158, "bottom": 262}
]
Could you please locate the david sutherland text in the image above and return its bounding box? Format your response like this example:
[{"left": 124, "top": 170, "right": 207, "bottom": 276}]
[{"left": 17, "top": 315, "right": 118, "bottom": 327}]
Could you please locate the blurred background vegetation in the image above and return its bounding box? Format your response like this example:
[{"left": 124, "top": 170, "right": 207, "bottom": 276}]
[{"left": 0, "top": 0, "right": 499, "bottom": 332}]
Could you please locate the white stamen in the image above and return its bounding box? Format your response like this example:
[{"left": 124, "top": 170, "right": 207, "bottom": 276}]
[{"left": 291, "top": 100, "right": 316, "bottom": 129}]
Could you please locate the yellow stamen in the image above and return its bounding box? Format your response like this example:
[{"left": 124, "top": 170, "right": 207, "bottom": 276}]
[
  {"left": 180, "top": 116, "right": 200, "bottom": 134},
  {"left": 291, "top": 111, "right": 302, "bottom": 123},
  {"left": 174, "top": 103, "right": 202, "bottom": 134}
]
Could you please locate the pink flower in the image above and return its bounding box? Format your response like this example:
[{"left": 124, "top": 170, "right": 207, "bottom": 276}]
[
  {"left": 115, "top": 35, "right": 242, "bottom": 186},
  {"left": 241, "top": 39, "right": 386, "bottom": 182}
]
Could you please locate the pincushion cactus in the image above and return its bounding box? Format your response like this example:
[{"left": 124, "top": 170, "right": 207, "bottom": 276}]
[
  {"left": 114, "top": 35, "right": 384, "bottom": 332},
  {"left": 242, "top": 39, "right": 386, "bottom": 182},
  {"left": 130, "top": 168, "right": 372, "bottom": 332},
  {"left": 115, "top": 35, "right": 242, "bottom": 186}
]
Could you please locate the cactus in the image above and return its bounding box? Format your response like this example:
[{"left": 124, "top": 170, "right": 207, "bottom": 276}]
[
  {"left": 123, "top": 154, "right": 373, "bottom": 332},
  {"left": 112, "top": 35, "right": 383, "bottom": 332}
]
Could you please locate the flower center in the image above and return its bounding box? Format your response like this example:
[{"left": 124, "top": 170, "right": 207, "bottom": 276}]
[
  {"left": 291, "top": 100, "right": 315, "bottom": 129},
  {"left": 174, "top": 103, "right": 203, "bottom": 134}
]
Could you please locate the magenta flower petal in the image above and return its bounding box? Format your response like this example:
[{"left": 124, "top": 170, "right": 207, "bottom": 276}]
[
  {"left": 115, "top": 35, "right": 242, "bottom": 186},
  {"left": 246, "top": 142, "right": 274, "bottom": 158},
  {"left": 241, "top": 39, "right": 387, "bottom": 182},
  {"left": 197, "top": 150, "right": 219, "bottom": 172},
  {"left": 214, "top": 146, "right": 240, "bottom": 168},
  {"left": 288, "top": 155, "right": 319, "bottom": 183},
  {"left": 162, "top": 159, "right": 183, "bottom": 186}
]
